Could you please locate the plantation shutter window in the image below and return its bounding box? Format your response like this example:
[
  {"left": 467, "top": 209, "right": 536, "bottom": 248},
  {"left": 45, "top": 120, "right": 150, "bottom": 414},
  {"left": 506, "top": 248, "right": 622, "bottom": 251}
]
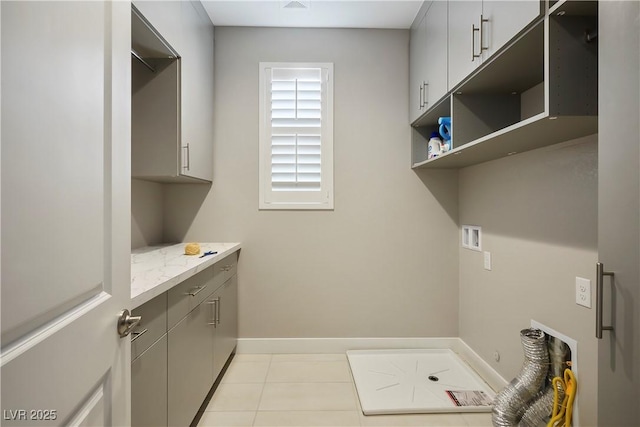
[{"left": 259, "top": 63, "right": 334, "bottom": 210}]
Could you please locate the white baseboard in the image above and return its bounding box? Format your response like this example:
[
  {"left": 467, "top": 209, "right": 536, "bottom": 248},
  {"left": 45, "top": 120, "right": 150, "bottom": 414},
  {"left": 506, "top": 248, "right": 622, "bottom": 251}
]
[
  {"left": 237, "top": 337, "right": 460, "bottom": 354},
  {"left": 452, "top": 339, "right": 508, "bottom": 392},
  {"left": 236, "top": 336, "right": 508, "bottom": 392}
]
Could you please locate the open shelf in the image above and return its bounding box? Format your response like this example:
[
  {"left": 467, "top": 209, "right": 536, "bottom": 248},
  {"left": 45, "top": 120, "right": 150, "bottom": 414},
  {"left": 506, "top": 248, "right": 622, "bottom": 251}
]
[
  {"left": 411, "top": 95, "right": 451, "bottom": 165},
  {"left": 412, "top": 113, "right": 597, "bottom": 169},
  {"left": 549, "top": 0, "right": 597, "bottom": 17},
  {"left": 411, "top": 11, "right": 597, "bottom": 170}
]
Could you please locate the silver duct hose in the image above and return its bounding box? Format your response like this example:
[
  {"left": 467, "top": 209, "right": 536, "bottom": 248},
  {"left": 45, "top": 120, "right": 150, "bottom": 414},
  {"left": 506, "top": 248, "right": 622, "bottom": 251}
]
[
  {"left": 519, "top": 382, "right": 564, "bottom": 427},
  {"left": 519, "top": 337, "right": 570, "bottom": 427},
  {"left": 492, "top": 328, "right": 549, "bottom": 427}
]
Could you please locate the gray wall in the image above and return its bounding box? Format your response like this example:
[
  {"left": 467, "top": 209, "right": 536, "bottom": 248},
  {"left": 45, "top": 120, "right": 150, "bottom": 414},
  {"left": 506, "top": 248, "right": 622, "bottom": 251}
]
[
  {"left": 131, "top": 179, "right": 165, "bottom": 249},
  {"left": 458, "top": 135, "right": 598, "bottom": 425},
  {"left": 163, "top": 27, "right": 460, "bottom": 338}
]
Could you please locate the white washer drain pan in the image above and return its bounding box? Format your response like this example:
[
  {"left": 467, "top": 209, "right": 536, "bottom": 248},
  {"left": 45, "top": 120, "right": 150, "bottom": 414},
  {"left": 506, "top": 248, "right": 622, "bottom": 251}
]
[{"left": 347, "top": 349, "right": 495, "bottom": 415}]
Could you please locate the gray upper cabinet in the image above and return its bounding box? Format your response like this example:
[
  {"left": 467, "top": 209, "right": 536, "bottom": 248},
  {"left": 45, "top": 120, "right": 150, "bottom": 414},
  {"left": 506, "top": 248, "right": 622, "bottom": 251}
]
[
  {"left": 448, "top": 1, "right": 541, "bottom": 91},
  {"left": 423, "top": 1, "right": 448, "bottom": 109},
  {"left": 409, "top": 3, "right": 429, "bottom": 124},
  {"left": 179, "top": 0, "right": 214, "bottom": 182},
  {"left": 481, "top": 1, "right": 541, "bottom": 61},
  {"left": 131, "top": 1, "right": 214, "bottom": 183},
  {"left": 409, "top": 1, "right": 448, "bottom": 125},
  {"left": 448, "top": 1, "right": 483, "bottom": 92},
  {"left": 411, "top": 0, "right": 596, "bottom": 170}
]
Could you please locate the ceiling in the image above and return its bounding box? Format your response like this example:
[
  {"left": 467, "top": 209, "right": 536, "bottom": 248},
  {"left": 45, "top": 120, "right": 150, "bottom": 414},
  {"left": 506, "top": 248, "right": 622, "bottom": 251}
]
[{"left": 201, "top": 1, "right": 423, "bottom": 29}]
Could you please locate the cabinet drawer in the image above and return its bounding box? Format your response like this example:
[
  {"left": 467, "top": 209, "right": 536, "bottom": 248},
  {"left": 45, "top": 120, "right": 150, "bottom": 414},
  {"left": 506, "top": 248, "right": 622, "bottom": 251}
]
[
  {"left": 167, "top": 267, "right": 215, "bottom": 329},
  {"left": 132, "top": 293, "right": 167, "bottom": 360},
  {"left": 213, "top": 252, "right": 238, "bottom": 289},
  {"left": 132, "top": 334, "right": 168, "bottom": 427}
]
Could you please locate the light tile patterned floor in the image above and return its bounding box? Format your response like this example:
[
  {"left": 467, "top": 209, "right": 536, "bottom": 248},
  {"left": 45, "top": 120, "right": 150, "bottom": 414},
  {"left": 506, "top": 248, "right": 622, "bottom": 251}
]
[{"left": 197, "top": 354, "right": 493, "bottom": 427}]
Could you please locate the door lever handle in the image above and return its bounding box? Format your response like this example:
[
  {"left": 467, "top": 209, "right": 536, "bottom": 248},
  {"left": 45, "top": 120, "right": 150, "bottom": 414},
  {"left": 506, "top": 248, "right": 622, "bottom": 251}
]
[{"left": 118, "top": 309, "right": 142, "bottom": 338}]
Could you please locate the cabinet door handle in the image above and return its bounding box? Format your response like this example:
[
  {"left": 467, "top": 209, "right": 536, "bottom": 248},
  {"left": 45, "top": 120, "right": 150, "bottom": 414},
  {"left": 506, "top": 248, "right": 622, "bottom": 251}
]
[
  {"left": 472, "top": 24, "right": 481, "bottom": 61},
  {"left": 423, "top": 82, "right": 429, "bottom": 108},
  {"left": 596, "top": 262, "right": 615, "bottom": 339},
  {"left": 131, "top": 328, "right": 148, "bottom": 342},
  {"left": 215, "top": 297, "right": 221, "bottom": 325},
  {"left": 479, "top": 15, "right": 489, "bottom": 53},
  {"left": 183, "top": 143, "right": 190, "bottom": 171},
  {"left": 207, "top": 299, "right": 217, "bottom": 327},
  {"left": 419, "top": 84, "right": 424, "bottom": 109},
  {"left": 185, "top": 285, "right": 207, "bottom": 297}
]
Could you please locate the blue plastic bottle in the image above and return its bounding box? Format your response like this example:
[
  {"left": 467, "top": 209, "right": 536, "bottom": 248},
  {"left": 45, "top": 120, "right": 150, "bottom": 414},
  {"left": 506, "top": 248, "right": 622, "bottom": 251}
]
[{"left": 438, "top": 117, "right": 452, "bottom": 151}]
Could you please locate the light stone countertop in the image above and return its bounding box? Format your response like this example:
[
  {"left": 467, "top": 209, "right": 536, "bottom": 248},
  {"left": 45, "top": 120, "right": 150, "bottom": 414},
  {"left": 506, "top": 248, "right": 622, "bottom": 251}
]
[{"left": 131, "top": 242, "right": 241, "bottom": 308}]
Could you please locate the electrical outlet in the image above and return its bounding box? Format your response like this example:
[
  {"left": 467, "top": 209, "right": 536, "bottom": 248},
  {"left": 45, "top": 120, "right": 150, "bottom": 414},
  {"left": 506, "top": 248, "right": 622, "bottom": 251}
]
[{"left": 575, "top": 277, "right": 591, "bottom": 308}]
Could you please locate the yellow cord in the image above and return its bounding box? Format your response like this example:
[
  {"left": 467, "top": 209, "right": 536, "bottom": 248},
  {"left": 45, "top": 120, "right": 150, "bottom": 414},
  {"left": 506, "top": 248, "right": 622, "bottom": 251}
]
[{"left": 547, "top": 368, "right": 577, "bottom": 427}]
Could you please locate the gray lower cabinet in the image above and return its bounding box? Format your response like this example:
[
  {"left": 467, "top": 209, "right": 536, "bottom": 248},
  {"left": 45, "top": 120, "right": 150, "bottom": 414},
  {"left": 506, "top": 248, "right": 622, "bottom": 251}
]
[
  {"left": 132, "top": 293, "right": 168, "bottom": 427},
  {"left": 168, "top": 299, "right": 214, "bottom": 426},
  {"left": 132, "top": 252, "right": 239, "bottom": 427},
  {"left": 132, "top": 335, "right": 168, "bottom": 427},
  {"left": 212, "top": 274, "right": 238, "bottom": 379}
]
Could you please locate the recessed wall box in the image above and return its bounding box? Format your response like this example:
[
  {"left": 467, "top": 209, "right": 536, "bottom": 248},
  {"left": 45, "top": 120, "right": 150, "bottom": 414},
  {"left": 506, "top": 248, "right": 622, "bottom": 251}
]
[{"left": 462, "top": 225, "right": 482, "bottom": 251}]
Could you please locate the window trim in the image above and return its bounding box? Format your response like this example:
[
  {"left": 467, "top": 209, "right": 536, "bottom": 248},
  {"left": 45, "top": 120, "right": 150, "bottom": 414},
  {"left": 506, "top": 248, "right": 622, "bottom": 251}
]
[{"left": 258, "top": 62, "right": 334, "bottom": 210}]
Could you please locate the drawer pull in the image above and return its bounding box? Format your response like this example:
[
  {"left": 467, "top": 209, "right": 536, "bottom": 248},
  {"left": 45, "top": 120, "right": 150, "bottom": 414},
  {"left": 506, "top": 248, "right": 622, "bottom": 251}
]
[
  {"left": 215, "top": 297, "right": 221, "bottom": 324},
  {"left": 131, "top": 328, "right": 148, "bottom": 342},
  {"left": 186, "top": 285, "right": 207, "bottom": 297},
  {"left": 206, "top": 299, "right": 217, "bottom": 327}
]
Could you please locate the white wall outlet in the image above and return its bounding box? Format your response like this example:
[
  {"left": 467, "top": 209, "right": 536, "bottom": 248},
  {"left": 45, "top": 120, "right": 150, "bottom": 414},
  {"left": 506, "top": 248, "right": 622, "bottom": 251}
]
[
  {"left": 484, "top": 251, "right": 492, "bottom": 270},
  {"left": 575, "top": 277, "right": 591, "bottom": 308},
  {"left": 462, "top": 225, "right": 482, "bottom": 251}
]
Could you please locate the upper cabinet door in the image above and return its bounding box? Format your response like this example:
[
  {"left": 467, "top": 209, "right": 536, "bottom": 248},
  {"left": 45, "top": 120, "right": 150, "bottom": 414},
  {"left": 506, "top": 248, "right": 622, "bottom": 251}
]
[
  {"left": 409, "top": 5, "right": 429, "bottom": 124},
  {"left": 481, "top": 0, "right": 541, "bottom": 61},
  {"left": 180, "top": 0, "right": 215, "bottom": 182},
  {"left": 448, "top": 0, "right": 483, "bottom": 91},
  {"left": 423, "top": 0, "right": 448, "bottom": 108}
]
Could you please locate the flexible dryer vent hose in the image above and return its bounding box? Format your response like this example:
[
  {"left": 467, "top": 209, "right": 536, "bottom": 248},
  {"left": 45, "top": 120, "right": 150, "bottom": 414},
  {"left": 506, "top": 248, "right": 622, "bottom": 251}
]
[
  {"left": 492, "top": 328, "right": 549, "bottom": 427},
  {"left": 520, "top": 337, "right": 570, "bottom": 427},
  {"left": 519, "top": 383, "right": 565, "bottom": 427}
]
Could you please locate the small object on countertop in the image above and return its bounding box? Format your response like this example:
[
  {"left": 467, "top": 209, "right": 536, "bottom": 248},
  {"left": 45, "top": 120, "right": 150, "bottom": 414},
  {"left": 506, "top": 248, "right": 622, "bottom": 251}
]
[
  {"left": 184, "top": 242, "right": 201, "bottom": 255},
  {"left": 199, "top": 251, "right": 218, "bottom": 258}
]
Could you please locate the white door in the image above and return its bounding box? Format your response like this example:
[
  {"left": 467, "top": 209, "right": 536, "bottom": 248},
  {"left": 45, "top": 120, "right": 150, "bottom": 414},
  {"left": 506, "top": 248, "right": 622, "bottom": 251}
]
[
  {"left": 597, "top": 1, "right": 640, "bottom": 425},
  {"left": 1, "top": 1, "right": 131, "bottom": 426}
]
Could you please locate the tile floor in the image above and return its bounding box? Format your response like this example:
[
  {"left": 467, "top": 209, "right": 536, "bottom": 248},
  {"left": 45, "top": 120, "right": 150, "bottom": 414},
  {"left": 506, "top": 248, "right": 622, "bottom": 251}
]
[{"left": 197, "top": 354, "right": 493, "bottom": 427}]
